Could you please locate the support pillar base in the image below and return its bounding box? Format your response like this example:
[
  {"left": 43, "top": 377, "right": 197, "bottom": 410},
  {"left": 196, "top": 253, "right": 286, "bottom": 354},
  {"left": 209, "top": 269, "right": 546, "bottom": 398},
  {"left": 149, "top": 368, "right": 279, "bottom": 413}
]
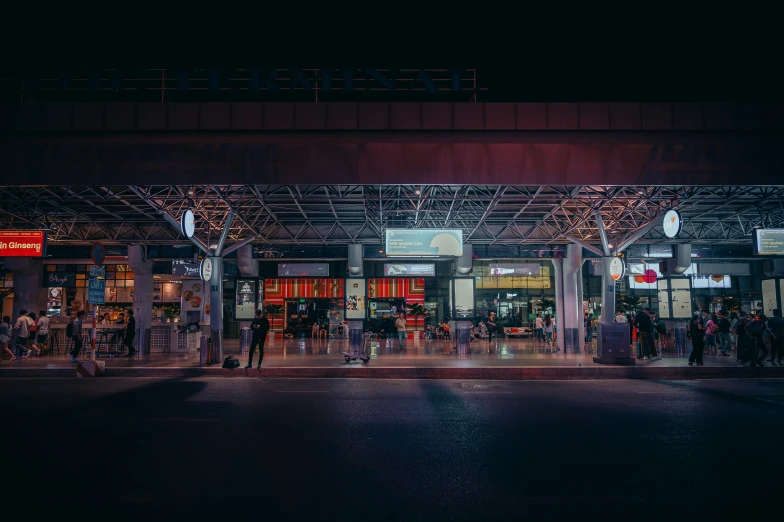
[{"left": 593, "top": 356, "right": 636, "bottom": 366}]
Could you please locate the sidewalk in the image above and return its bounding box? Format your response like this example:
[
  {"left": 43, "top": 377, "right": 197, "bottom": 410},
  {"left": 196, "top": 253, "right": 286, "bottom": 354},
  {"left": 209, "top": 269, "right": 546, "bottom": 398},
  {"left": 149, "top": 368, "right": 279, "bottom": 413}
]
[{"left": 2, "top": 338, "right": 782, "bottom": 380}]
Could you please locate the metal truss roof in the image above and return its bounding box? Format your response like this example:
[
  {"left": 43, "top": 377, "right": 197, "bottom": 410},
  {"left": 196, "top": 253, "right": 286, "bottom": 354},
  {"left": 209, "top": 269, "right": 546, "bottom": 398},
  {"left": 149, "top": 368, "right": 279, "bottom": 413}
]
[{"left": 1, "top": 184, "right": 782, "bottom": 249}]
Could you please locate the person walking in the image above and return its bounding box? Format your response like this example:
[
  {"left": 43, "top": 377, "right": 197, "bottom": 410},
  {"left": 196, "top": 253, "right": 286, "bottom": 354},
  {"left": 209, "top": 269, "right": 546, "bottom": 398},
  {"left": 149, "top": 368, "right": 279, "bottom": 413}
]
[
  {"left": 543, "top": 315, "right": 555, "bottom": 348},
  {"left": 747, "top": 313, "right": 770, "bottom": 368},
  {"left": 123, "top": 310, "right": 136, "bottom": 357},
  {"left": 585, "top": 313, "right": 594, "bottom": 343},
  {"left": 767, "top": 309, "right": 784, "bottom": 365},
  {"left": 1, "top": 316, "right": 15, "bottom": 359},
  {"left": 68, "top": 310, "right": 85, "bottom": 362},
  {"left": 246, "top": 309, "right": 271, "bottom": 369},
  {"left": 688, "top": 315, "right": 705, "bottom": 366},
  {"left": 395, "top": 313, "right": 407, "bottom": 350},
  {"left": 13, "top": 310, "right": 34, "bottom": 359},
  {"left": 33, "top": 310, "right": 51, "bottom": 356}
]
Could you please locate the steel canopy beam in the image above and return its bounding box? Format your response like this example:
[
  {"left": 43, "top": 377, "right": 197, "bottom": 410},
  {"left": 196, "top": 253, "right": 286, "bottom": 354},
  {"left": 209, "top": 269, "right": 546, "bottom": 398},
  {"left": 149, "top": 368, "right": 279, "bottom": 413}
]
[
  {"left": 564, "top": 235, "right": 604, "bottom": 257},
  {"left": 594, "top": 210, "right": 612, "bottom": 256}
]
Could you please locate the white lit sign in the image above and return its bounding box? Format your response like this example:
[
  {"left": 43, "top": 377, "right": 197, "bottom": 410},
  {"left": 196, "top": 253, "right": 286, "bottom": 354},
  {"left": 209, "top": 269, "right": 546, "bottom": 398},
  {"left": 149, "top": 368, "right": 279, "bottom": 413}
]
[
  {"left": 609, "top": 257, "right": 625, "bottom": 281},
  {"left": 662, "top": 210, "right": 682, "bottom": 239},
  {"left": 181, "top": 210, "right": 196, "bottom": 238},
  {"left": 200, "top": 257, "right": 213, "bottom": 281}
]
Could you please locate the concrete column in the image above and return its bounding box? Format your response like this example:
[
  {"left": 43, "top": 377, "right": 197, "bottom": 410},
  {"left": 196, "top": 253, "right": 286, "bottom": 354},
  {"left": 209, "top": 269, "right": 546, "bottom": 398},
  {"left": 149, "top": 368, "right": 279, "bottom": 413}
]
[
  {"left": 129, "top": 246, "right": 153, "bottom": 354},
  {"left": 209, "top": 256, "right": 224, "bottom": 362},
  {"left": 5, "top": 258, "right": 47, "bottom": 318},
  {"left": 552, "top": 259, "right": 565, "bottom": 352},
  {"left": 562, "top": 244, "right": 584, "bottom": 354},
  {"left": 601, "top": 257, "right": 616, "bottom": 321}
]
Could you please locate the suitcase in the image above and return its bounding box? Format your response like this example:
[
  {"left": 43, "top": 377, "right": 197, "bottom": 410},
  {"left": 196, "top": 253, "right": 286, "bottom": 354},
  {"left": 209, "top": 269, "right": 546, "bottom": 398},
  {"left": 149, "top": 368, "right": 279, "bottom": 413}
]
[{"left": 736, "top": 336, "right": 756, "bottom": 364}]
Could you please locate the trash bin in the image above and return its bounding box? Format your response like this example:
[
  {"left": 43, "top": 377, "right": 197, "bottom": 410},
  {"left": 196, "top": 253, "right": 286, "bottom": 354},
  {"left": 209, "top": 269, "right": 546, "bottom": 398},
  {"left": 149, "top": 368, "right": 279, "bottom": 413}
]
[
  {"left": 199, "top": 335, "right": 210, "bottom": 365},
  {"left": 240, "top": 328, "right": 252, "bottom": 355},
  {"left": 674, "top": 327, "right": 687, "bottom": 357},
  {"left": 348, "top": 321, "right": 364, "bottom": 355},
  {"left": 455, "top": 321, "right": 472, "bottom": 355}
]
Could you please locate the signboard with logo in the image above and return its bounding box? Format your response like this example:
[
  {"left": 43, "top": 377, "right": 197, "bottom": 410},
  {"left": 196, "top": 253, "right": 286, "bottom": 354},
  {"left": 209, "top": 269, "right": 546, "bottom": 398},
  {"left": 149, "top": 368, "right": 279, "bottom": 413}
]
[
  {"left": 662, "top": 210, "right": 682, "bottom": 239},
  {"left": 89, "top": 265, "right": 106, "bottom": 278},
  {"left": 88, "top": 278, "right": 106, "bottom": 304},
  {"left": 181, "top": 210, "right": 196, "bottom": 238},
  {"left": 753, "top": 229, "right": 784, "bottom": 256},
  {"left": 0, "top": 230, "right": 46, "bottom": 257},
  {"left": 235, "top": 279, "right": 257, "bottom": 319},
  {"left": 383, "top": 263, "right": 435, "bottom": 276},
  {"left": 385, "top": 229, "right": 463, "bottom": 257},
  {"left": 44, "top": 271, "right": 76, "bottom": 288},
  {"left": 91, "top": 243, "right": 106, "bottom": 265},
  {"left": 200, "top": 258, "right": 213, "bottom": 281},
  {"left": 609, "top": 257, "right": 625, "bottom": 281},
  {"left": 172, "top": 261, "right": 201, "bottom": 277},
  {"left": 488, "top": 263, "right": 541, "bottom": 276}
]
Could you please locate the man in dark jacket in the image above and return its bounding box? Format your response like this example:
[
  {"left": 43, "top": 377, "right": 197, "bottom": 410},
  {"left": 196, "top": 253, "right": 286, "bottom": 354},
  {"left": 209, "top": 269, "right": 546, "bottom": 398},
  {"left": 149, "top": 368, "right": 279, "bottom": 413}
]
[
  {"left": 634, "top": 308, "right": 656, "bottom": 360},
  {"left": 246, "top": 309, "right": 271, "bottom": 369},
  {"left": 767, "top": 309, "right": 784, "bottom": 365}
]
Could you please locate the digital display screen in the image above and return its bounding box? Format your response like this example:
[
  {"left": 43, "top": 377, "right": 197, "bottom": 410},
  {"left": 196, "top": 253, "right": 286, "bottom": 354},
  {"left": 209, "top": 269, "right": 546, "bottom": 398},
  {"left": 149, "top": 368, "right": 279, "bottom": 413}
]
[
  {"left": 385, "top": 229, "right": 463, "bottom": 257},
  {"left": 277, "top": 263, "right": 330, "bottom": 277},
  {"left": 754, "top": 229, "right": 784, "bottom": 256}
]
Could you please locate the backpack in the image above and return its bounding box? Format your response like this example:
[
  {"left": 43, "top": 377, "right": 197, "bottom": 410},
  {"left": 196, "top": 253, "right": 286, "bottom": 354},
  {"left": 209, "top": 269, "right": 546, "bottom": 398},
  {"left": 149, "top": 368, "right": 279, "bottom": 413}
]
[
  {"left": 66, "top": 322, "right": 74, "bottom": 338},
  {"left": 222, "top": 355, "right": 240, "bottom": 369},
  {"left": 30, "top": 322, "right": 37, "bottom": 333}
]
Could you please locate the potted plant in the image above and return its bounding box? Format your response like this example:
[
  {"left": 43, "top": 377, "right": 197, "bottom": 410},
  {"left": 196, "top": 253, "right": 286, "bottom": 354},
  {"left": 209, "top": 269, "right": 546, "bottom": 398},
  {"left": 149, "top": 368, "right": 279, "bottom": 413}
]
[
  {"left": 263, "top": 303, "right": 284, "bottom": 337},
  {"left": 405, "top": 303, "right": 428, "bottom": 339}
]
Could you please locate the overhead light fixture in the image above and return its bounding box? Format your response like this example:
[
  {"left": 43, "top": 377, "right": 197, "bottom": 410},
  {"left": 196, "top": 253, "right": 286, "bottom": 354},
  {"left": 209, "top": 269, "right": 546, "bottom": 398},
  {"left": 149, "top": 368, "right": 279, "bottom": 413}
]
[
  {"left": 210, "top": 244, "right": 218, "bottom": 249},
  {"left": 378, "top": 250, "right": 384, "bottom": 254},
  {"left": 415, "top": 188, "right": 421, "bottom": 196},
  {"left": 187, "top": 188, "right": 194, "bottom": 196}
]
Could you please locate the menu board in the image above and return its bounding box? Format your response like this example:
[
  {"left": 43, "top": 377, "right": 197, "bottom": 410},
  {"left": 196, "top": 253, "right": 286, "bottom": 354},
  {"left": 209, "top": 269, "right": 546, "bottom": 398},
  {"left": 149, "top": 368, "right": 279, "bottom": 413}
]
[
  {"left": 235, "top": 279, "right": 257, "bottom": 320},
  {"left": 162, "top": 283, "right": 182, "bottom": 302}
]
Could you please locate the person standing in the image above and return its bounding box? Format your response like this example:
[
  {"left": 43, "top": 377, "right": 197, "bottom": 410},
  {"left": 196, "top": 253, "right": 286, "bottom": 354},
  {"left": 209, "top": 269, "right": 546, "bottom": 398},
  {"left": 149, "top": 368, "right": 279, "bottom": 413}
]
[
  {"left": 123, "top": 310, "right": 136, "bottom": 357},
  {"left": 614, "top": 311, "right": 628, "bottom": 324},
  {"left": 395, "top": 313, "right": 407, "bottom": 350},
  {"left": 585, "top": 313, "right": 594, "bottom": 343},
  {"left": 688, "top": 315, "right": 705, "bottom": 366},
  {"left": 246, "top": 310, "right": 270, "bottom": 369},
  {"left": 487, "top": 313, "right": 497, "bottom": 343},
  {"left": 767, "top": 309, "right": 784, "bottom": 365},
  {"left": 543, "top": 315, "right": 555, "bottom": 347},
  {"left": 634, "top": 307, "right": 657, "bottom": 360},
  {"left": 13, "top": 310, "right": 34, "bottom": 358},
  {"left": 534, "top": 314, "right": 544, "bottom": 342},
  {"left": 716, "top": 310, "right": 732, "bottom": 356},
  {"left": 747, "top": 313, "right": 769, "bottom": 367},
  {"left": 68, "top": 310, "right": 85, "bottom": 362}
]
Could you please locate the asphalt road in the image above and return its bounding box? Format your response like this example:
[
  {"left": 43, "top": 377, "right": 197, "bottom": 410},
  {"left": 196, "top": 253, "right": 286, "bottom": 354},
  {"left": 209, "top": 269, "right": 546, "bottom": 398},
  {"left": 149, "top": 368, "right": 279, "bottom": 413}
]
[{"left": 2, "top": 377, "right": 782, "bottom": 521}]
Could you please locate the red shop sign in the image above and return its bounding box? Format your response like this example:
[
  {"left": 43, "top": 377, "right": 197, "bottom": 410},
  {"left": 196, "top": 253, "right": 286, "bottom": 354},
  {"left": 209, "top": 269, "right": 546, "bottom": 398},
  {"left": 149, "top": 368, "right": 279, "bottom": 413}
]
[{"left": 0, "top": 230, "right": 46, "bottom": 257}]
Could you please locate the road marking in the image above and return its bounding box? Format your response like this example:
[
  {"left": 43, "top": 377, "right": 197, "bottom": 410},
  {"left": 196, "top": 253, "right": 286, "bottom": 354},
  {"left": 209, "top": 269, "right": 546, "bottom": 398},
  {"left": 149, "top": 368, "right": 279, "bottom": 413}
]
[
  {"left": 276, "top": 390, "right": 331, "bottom": 393},
  {"left": 144, "top": 418, "right": 218, "bottom": 423}
]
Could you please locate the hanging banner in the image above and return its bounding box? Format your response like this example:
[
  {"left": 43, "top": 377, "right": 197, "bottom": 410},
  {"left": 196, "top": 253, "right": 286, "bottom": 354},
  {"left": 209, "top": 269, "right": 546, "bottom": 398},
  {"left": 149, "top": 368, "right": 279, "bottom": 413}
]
[{"left": 0, "top": 230, "right": 46, "bottom": 257}]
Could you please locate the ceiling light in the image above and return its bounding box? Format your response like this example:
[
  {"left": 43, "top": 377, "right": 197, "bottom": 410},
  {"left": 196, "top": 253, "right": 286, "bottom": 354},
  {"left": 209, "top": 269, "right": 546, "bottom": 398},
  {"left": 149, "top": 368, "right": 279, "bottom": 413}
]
[
  {"left": 378, "top": 250, "right": 384, "bottom": 254},
  {"left": 187, "top": 189, "right": 194, "bottom": 196},
  {"left": 209, "top": 244, "right": 218, "bottom": 249},
  {"left": 415, "top": 189, "right": 421, "bottom": 196}
]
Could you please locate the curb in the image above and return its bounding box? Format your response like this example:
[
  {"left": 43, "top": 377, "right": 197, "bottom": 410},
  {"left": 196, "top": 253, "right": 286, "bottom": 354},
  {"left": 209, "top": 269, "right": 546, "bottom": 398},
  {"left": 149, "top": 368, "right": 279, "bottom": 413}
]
[{"left": 2, "top": 366, "right": 783, "bottom": 380}]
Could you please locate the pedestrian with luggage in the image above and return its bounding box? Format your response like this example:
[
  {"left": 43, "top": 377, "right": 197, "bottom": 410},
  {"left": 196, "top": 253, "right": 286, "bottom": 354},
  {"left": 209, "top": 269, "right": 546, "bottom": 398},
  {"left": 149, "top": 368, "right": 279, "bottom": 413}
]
[
  {"left": 688, "top": 315, "right": 705, "bottom": 366},
  {"left": 245, "top": 309, "right": 270, "bottom": 369},
  {"left": 634, "top": 308, "right": 657, "bottom": 360},
  {"left": 767, "top": 309, "right": 784, "bottom": 365}
]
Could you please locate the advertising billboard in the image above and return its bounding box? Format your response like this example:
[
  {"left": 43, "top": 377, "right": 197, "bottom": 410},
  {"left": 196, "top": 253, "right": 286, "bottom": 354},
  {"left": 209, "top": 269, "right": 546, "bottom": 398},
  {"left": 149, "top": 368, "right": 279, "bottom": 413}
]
[
  {"left": 754, "top": 229, "right": 784, "bottom": 255},
  {"left": 278, "top": 263, "right": 330, "bottom": 277},
  {"left": 235, "top": 279, "right": 257, "bottom": 320},
  {"left": 488, "top": 263, "right": 540, "bottom": 276},
  {"left": 172, "top": 261, "right": 201, "bottom": 277},
  {"left": 383, "top": 263, "right": 435, "bottom": 276},
  {"left": 0, "top": 230, "right": 46, "bottom": 257},
  {"left": 385, "top": 229, "right": 463, "bottom": 257}
]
